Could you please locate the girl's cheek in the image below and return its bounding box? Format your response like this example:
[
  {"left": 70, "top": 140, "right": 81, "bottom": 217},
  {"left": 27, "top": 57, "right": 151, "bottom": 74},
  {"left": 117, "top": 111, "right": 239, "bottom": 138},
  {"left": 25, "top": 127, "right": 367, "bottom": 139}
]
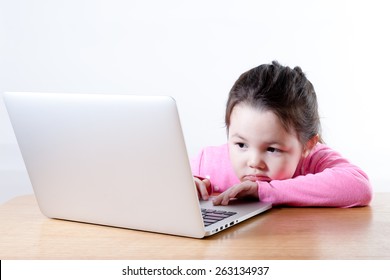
[{"left": 269, "top": 160, "right": 296, "bottom": 180}]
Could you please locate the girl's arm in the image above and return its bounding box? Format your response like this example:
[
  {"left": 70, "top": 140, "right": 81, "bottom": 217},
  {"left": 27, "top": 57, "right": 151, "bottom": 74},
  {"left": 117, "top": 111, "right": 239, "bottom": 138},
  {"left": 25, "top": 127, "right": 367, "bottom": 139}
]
[{"left": 258, "top": 145, "right": 372, "bottom": 207}]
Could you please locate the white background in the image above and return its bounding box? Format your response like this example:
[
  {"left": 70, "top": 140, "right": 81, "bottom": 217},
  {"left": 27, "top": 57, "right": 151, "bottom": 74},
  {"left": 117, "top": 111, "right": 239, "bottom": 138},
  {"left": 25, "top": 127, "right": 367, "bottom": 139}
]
[{"left": 1, "top": 0, "right": 389, "bottom": 204}]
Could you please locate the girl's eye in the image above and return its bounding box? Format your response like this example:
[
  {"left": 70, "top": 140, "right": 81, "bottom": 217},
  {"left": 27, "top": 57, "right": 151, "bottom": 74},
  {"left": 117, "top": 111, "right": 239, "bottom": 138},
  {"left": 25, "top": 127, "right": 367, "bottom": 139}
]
[
  {"left": 267, "top": 147, "right": 281, "bottom": 153},
  {"left": 236, "top": 143, "right": 247, "bottom": 149}
]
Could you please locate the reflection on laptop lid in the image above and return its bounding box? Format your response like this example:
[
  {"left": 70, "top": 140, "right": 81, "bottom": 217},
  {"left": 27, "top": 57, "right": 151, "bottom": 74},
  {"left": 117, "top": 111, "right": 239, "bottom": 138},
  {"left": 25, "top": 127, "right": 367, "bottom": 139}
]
[{"left": 3, "top": 92, "right": 271, "bottom": 238}]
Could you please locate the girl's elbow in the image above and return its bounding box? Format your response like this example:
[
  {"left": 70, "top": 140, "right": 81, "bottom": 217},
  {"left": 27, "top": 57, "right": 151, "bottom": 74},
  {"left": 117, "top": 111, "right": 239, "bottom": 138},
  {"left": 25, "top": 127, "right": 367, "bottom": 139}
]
[
  {"left": 349, "top": 179, "right": 373, "bottom": 207},
  {"left": 360, "top": 181, "right": 373, "bottom": 206}
]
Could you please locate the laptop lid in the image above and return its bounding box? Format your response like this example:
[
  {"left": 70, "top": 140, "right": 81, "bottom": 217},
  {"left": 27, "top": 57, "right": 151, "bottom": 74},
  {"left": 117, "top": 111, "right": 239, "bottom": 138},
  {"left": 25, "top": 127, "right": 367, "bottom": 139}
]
[{"left": 4, "top": 92, "right": 271, "bottom": 238}]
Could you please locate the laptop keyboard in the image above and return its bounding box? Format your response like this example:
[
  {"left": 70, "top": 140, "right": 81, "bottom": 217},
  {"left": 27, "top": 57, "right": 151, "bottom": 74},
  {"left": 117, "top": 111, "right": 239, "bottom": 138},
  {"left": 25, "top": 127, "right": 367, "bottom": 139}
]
[{"left": 201, "top": 208, "right": 237, "bottom": 227}]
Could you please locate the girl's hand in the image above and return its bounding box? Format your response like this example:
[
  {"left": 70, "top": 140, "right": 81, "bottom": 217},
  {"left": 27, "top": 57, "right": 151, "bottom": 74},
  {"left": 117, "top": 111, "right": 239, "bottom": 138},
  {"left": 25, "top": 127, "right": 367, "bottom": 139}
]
[
  {"left": 212, "top": 180, "right": 259, "bottom": 206},
  {"left": 194, "top": 176, "right": 212, "bottom": 200}
]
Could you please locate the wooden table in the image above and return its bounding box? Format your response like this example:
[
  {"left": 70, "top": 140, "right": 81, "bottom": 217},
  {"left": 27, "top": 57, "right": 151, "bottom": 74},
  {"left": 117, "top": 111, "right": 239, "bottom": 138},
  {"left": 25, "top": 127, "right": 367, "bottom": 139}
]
[{"left": 0, "top": 193, "right": 389, "bottom": 259}]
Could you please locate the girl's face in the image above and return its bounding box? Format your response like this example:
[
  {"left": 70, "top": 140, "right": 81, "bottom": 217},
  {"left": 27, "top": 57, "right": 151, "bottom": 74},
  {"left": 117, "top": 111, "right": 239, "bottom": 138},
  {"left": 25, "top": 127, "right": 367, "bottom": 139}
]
[{"left": 228, "top": 104, "right": 307, "bottom": 183}]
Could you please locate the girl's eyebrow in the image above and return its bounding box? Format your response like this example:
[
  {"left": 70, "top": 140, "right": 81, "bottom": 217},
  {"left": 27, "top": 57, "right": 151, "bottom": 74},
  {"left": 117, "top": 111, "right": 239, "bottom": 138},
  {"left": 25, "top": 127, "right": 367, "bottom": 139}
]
[{"left": 230, "top": 133, "right": 247, "bottom": 141}]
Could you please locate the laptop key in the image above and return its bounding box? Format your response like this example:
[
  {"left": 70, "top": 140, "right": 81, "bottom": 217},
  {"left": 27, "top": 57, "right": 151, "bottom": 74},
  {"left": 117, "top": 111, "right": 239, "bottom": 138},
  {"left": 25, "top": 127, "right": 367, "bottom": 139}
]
[{"left": 201, "top": 208, "right": 237, "bottom": 227}]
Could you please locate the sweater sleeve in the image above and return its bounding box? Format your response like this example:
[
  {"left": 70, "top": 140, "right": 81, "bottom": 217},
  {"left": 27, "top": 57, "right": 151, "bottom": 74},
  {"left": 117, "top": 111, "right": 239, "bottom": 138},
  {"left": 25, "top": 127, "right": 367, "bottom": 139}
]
[
  {"left": 190, "top": 149, "right": 203, "bottom": 177},
  {"left": 190, "top": 144, "right": 241, "bottom": 192},
  {"left": 258, "top": 144, "right": 373, "bottom": 207}
]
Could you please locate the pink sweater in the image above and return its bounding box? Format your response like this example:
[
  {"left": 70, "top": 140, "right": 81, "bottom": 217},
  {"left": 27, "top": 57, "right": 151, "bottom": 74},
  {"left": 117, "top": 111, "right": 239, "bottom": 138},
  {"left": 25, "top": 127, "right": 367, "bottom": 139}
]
[{"left": 190, "top": 143, "right": 372, "bottom": 207}]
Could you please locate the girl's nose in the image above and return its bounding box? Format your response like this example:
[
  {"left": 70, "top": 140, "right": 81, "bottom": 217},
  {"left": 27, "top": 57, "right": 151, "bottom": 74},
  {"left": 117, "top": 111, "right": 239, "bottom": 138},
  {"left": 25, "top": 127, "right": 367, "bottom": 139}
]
[{"left": 249, "top": 153, "right": 266, "bottom": 170}]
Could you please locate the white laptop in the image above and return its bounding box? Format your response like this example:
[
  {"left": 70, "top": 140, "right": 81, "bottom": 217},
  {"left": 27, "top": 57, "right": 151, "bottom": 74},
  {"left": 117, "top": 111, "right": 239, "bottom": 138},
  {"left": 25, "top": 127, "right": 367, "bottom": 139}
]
[{"left": 3, "top": 92, "right": 272, "bottom": 238}]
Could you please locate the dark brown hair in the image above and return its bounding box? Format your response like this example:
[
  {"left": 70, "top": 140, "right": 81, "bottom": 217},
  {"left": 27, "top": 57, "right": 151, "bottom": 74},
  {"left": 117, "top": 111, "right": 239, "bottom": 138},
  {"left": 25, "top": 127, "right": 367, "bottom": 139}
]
[{"left": 225, "top": 61, "right": 322, "bottom": 144}]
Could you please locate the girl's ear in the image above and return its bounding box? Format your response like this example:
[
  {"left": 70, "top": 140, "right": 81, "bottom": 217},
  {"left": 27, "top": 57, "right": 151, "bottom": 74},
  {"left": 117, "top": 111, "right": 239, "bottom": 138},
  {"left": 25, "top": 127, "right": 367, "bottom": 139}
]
[{"left": 303, "top": 134, "right": 319, "bottom": 157}]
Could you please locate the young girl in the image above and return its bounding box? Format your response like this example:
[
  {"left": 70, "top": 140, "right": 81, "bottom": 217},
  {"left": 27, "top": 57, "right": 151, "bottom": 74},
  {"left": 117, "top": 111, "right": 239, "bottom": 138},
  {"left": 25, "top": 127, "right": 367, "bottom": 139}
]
[{"left": 191, "top": 61, "right": 372, "bottom": 207}]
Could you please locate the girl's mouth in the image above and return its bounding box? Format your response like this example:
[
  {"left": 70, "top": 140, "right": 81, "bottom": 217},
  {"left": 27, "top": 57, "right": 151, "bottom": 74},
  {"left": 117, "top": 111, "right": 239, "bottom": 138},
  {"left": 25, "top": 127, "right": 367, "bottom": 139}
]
[{"left": 243, "top": 175, "right": 271, "bottom": 182}]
